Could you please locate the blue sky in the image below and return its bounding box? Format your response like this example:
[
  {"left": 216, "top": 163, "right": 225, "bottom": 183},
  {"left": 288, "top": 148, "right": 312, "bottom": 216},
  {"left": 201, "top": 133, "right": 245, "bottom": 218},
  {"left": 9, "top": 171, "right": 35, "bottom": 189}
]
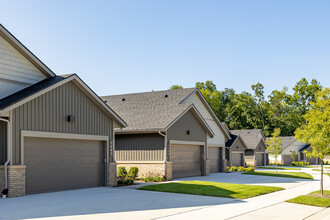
[{"left": 1, "top": 1, "right": 329, "bottom": 97}]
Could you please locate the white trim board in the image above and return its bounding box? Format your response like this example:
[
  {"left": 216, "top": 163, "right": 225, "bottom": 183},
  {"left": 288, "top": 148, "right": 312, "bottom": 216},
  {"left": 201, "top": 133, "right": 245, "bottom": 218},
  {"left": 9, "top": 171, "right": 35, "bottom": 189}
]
[{"left": 169, "top": 140, "right": 205, "bottom": 146}]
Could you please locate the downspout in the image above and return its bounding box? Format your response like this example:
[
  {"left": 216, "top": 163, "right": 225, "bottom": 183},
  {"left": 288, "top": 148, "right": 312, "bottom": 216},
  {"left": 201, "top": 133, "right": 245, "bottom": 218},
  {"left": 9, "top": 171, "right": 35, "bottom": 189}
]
[
  {"left": 158, "top": 131, "right": 167, "bottom": 173},
  {"left": 0, "top": 118, "right": 10, "bottom": 198}
]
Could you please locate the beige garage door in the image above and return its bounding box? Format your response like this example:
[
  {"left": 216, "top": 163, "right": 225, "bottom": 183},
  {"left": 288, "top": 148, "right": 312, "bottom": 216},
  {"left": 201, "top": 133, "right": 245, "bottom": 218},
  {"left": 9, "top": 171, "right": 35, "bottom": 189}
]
[
  {"left": 231, "top": 152, "right": 243, "bottom": 167},
  {"left": 171, "top": 144, "right": 202, "bottom": 179},
  {"left": 25, "top": 137, "right": 105, "bottom": 194},
  {"left": 209, "top": 147, "right": 221, "bottom": 173},
  {"left": 256, "top": 153, "right": 265, "bottom": 166}
]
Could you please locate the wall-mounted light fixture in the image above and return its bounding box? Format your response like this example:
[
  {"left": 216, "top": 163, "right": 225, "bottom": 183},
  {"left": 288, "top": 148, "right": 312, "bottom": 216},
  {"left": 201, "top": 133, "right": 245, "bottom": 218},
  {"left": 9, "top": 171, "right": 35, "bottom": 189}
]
[
  {"left": 186, "top": 130, "right": 190, "bottom": 135},
  {"left": 67, "top": 115, "right": 74, "bottom": 122}
]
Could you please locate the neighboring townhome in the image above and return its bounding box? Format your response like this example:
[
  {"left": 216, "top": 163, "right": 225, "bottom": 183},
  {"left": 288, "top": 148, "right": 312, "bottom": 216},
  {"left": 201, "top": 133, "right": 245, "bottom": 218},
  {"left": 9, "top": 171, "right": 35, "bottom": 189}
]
[
  {"left": 266, "top": 136, "right": 320, "bottom": 165},
  {"left": 222, "top": 123, "right": 247, "bottom": 167},
  {"left": 230, "top": 129, "right": 267, "bottom": 166},
  {"left": 102, "top": 88, "right": 230, "bottom": 179},
  {"left": 0, "top": 24, "right": 126, "bottom": 197}
]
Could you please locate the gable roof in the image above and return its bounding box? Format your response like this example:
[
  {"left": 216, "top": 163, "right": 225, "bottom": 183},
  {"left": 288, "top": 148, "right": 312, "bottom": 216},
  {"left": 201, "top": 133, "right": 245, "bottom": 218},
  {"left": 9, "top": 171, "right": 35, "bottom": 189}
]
[
  {"left": 265, "top": 136, "right": 297, "bottom": 151},
  {"left": 221, "top": 122, "right": 232, "bottom": 138},
  {"left": 225, "top": 134, "right": 248, "bottom": 149},
  {"left": 181, "top": 89, "right": 231, "bottom": 140},
  {"left": 101, "top": 88, "right": 214, "bottom": 136},
  {"left": 230, "top": 129, "right": 265, "bottom": 149},
  {"left": 0, "top": 74, "right": 127, "bottom": 128},
  {"left": 0, "top": 23, "right": 55, "bottom": 78}
]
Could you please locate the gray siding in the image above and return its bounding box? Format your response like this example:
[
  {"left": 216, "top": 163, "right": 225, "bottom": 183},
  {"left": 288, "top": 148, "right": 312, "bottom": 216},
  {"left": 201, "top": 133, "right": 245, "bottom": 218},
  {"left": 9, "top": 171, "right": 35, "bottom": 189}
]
[
  {"left": 167, "top": 110, "right": 207, "bottom": 143},
  {"left": 115, "top": 133, "right": 164, "bottom": 161},
  {"left": 0, "top": 120, "right": 7, "bottom": 164},
  {"left": 11, "top": 81, "right": 114, "bottom": 165},
  {"left": 255, "top": 141, "right": 266, "bottom": 152},
  {"left": 167, "top": 110, "right": 207, "bottom": 161},
  {"left": 231, "top": 138, "right": 246, "bottom": 152}
]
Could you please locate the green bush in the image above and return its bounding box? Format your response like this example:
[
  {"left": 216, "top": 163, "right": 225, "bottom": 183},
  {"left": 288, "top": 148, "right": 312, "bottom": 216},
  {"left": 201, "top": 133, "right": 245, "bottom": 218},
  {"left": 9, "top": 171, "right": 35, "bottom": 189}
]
[
  {"left": 128, "top": 167, "right": 139, "bottom": 179},
  {"left": 238, "top": 166, "right": 246, "bottom": 172},
  {"left": 141, "top": 172, "right": 165, "bottom": 182},
  {"left": 117, "top": 166, "right": 127, "bottom": 178},
  {"left": 246, "top": 167, "right": 255, "bottom": 172},
  {"left": 230, "top": 166, "right": 238, "bottom": 171},
  {"left": 117, "top": 176, "right": 134, "bottom": 185},
  {"left": 292, "top": 161, "right": 310, "bottom": 167}
]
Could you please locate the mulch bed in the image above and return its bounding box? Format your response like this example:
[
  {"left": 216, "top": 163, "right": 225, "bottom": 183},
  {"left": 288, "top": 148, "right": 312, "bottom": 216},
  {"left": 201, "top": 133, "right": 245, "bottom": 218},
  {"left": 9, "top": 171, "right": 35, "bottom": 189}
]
[{"left": 308, "top": 193, "right": 330, "bottom": 199}]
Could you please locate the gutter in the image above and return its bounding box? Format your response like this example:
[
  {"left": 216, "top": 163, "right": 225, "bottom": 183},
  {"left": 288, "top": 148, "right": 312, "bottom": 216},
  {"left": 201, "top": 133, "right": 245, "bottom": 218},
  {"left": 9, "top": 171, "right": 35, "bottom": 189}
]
[
  {"left": 158, "top": 131, "right": 167, "bottom": 174},
  {"left": 0, "top": 118, "right": 10, "bottom": 198}
]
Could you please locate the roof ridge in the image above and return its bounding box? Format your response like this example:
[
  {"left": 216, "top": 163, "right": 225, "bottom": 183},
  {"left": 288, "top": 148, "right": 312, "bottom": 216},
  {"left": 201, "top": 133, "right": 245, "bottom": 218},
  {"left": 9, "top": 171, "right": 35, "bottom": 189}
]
[{"left": 101, "top": 87, "right": 197, "bottom": 98}]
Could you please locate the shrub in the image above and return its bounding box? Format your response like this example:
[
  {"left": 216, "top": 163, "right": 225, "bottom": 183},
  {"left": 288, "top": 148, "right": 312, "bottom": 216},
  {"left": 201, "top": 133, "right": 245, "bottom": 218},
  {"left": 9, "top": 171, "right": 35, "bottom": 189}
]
[
  {"left": 117, "top": 166, "right": 127, "bottom": 178},
  {"left": 246, "top": 167, "right": 255, "bottom": 172},
  {"left": 230, "top": 166, "right": 238, "bottom": 171},
  {"left": 141, "top": 172, "right": 165, "bottom": 182},
  {"left": 238, "top": 166, "right": 246, "bottom": 172},
  {"left": 292, "top": 161, "right": 310, "bottom": 167},
  {"left": 117, "top": 176, "right": 134, "bottom": 185},
  {"left": 128, "top": 167, "right": 139, "bottom": 179}
]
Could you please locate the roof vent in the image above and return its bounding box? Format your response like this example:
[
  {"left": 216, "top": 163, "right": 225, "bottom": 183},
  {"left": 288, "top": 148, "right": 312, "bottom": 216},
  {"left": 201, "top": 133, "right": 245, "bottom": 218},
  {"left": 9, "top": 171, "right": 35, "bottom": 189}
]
[
  {"left": 122, "top": 98, "right": 126, "bottom": 101},
  {"left": 165, "top": 94, "right": 168, "bottom": 98},
  {"left": 104, "top": 100, "right": 107, "bottom": 103}
]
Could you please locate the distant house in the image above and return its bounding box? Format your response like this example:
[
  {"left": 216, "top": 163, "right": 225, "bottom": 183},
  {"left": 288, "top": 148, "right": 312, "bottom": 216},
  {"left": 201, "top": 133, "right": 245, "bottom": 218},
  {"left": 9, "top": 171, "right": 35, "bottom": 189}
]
[
  {"left": 222, "top": 123, "right": 247, "bottom": 167},
  {"left": 266, "top": 136, "right": 321, "bottom": 165},
  {"left": 102, "top": 88, "right": 230, "bottom": 179},
  {"left": 230, "top": 129, "right": 267, "bottom": 166}
]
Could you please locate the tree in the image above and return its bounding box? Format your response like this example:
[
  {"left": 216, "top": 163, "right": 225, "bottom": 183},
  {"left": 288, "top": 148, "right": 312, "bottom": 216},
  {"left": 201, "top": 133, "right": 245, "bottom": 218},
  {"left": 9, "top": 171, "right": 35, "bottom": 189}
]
[
  {"left": 169, "top": 85, "right": 183, "bottom": 90},
  {"left": 266, "top": 128, "right": 283, "bottom": 171},
  {"left": 268, "top": 87, "right": 288, "bottom": 130},
  {"left": 290, "top": 150, "right": 298, "bottom": 161},
  {"left": 251, "top": 83, "right": 267, "bottom": 131},
  {"left": 295, "top": 88, "right": 330, "bottom": 195}
]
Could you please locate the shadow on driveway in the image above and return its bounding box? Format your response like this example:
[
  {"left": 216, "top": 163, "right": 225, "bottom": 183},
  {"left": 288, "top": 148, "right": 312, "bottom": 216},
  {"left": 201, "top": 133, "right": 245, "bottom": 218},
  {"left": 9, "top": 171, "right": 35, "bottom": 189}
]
[{"left": 0, "top": 186, "right": 244, "bottom": 220}]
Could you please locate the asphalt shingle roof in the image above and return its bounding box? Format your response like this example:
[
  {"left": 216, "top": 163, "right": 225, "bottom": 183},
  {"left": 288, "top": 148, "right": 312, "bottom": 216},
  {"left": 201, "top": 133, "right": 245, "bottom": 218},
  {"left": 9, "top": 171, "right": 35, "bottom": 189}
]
[
  {"left": 101, "top": 88, "right": 197, "bottom": 131},
  {"left": 265, "top": 136, "right": 297, "bottom": 150},
  {"left": 230, "top": 129, "right": 264, "bottom": 149},
  {"left": 0, "top": 75, "right": 70, "bottom": 110}
]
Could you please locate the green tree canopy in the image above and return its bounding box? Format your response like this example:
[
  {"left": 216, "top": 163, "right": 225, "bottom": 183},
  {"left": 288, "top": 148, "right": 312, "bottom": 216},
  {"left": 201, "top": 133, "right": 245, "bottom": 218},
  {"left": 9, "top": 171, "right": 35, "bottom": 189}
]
[{"left": 295, "top": 88, "right": 330, "bottom": 194}]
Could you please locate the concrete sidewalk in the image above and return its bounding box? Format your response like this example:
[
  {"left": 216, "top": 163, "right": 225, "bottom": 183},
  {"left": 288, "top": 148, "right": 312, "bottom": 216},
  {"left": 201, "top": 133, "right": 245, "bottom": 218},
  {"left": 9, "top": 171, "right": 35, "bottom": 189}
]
[{"left": 161, "top": 169, "right": 330, "bottom": 220}]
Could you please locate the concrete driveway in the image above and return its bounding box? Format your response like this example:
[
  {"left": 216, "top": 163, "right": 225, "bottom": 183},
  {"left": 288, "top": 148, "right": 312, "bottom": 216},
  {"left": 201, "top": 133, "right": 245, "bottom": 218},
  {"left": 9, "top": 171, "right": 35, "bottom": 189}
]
[{"left": 0, "top": 168, "right": 328, "bottom": 220}]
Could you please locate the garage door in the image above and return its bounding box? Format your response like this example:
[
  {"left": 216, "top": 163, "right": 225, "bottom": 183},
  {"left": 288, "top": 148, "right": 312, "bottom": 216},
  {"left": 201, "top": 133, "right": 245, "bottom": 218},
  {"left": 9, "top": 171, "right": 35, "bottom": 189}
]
[
  {"left": 209, "top": 147, "right": 221, "bottom": 173},
  {"left": 256, "top": 153, "right": 264, "bottom": 166},
  {"left": 231, "top": 152, "right": 243, "bottom": 167},
  {"left": 282, "top": 155, "right": 294, "bottom": 165},
  {"left": 25, "top": 137, "right": 105, "bottom": 194},
  {"left": 171, "top": 144, "right": 202, "bottom": 179}
]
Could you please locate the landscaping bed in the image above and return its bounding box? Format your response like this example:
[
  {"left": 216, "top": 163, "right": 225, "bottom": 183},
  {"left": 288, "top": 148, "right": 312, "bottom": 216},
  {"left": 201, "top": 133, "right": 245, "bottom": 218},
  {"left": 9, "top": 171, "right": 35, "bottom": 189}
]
[
  {"left": 242, "top": 171, "right": 314, "bottom": 179},
  {"left": 286, "top": 190, "right": 330, "bottom": 207},
  {"left": 138, "top": 181, "right": 284, "bottom": 199},
  {"left": 256, "top": 166, "right": 301, "bottom": 170}
]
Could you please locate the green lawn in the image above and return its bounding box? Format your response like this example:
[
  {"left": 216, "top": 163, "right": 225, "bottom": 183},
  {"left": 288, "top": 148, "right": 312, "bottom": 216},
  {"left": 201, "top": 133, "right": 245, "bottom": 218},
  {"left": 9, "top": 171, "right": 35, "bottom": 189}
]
[
  {"left": 286, "top": 190, "right": 330, "bottom": 207},
  {"left": 312, "top": 169, "right": 330, "bottom": 176},
  {"left": 242, "top": 171, "right": 314, "bottom": 179},
  {"left": 138, "top": 181, "right": 284, "bottom": 199},
  {"left": 257, "top": 166, "right": 301, "bottom": 170}
]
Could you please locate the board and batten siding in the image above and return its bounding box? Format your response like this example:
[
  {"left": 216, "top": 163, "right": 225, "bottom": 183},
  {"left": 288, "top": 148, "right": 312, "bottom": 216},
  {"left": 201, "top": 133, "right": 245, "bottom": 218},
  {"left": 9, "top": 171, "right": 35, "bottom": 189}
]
[
  {"left": 10, "top": 81, "right": 114, "bottom": 165},
  {"left": 0, "top": 35, "right": 46, "bottom": 99},
  {"left": 115, "top": 133, "right": 164, "bottom": 161},
  {"left": 0, "top": 120, "right": 7, "bottom": 164},
  {"left": 184, "top": 93, "right": 226, "bottom": 146},
  {"left": 167, "top": 109, "right": 207, "bottom": 161}
]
